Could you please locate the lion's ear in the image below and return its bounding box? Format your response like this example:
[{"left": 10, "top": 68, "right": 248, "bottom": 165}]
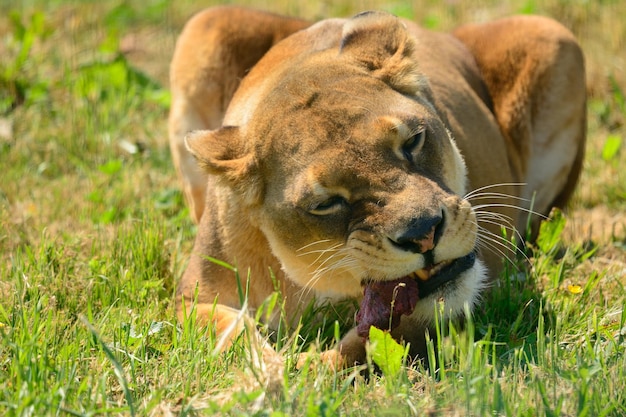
[
  {"left": 339, "top": 11, "right": 423, "bottom": 95},
  {"left": 185, "top": 127, "right": 263, "bottom": 204}
]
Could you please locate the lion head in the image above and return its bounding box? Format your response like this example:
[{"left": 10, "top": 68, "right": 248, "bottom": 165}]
[{"left": 185, "top": 11, "right": 487, "bottom": 324}]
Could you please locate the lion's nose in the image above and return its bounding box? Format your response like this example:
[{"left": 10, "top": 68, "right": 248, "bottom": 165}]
[{"left": 389, "top": 214, "right": 443, "bottom": 253}]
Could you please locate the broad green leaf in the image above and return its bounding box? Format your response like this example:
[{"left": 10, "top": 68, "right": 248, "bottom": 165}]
[{"left": 369, "top": 326, "right": 405, "bottom": 376}]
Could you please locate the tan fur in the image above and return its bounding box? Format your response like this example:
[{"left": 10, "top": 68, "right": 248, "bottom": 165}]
[
  {"left": 169, "top": 7, "right": 586, "bottom": 369},
  {"left": 169, "top": 6, "right": 310, "bottom": 222}
]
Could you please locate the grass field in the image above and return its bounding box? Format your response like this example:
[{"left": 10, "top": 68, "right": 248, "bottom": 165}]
[{"left": 1, "top": 0, "right": 625, "bottom": 415}]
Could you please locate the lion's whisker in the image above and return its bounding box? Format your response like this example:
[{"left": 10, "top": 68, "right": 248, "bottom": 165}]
[
  {"left": 296, "top": 239, "right": 333, "bottom": 252},
  {"left": 474, "top": 209, "right": 517, "bottom": 227},
  {"left": 297, "top": 243, "right": 344, "bottom": 257},
  {"left": 475, "top": 226, "right": 524, "bottom": 260},
  {"left": 471, "top": 211, "right": 527, "bottom": 254},
  {"left": 463, "top": 182, "right": 527, "bottom": 200},
  {"left": 474, "top": 217, "right": 525, "bottom": 245},
  {"left": 466, "top": 192, "right": 531, "bottom": 202},
  {"left": 298, "top": 254, "right": 360, "bottom": 301},
  {"left": 476, "top": 226, "right": 519, "bottom": 255},
  {"left": 310, "top": 248, "right": 348, "bottom": 271},
  {"left": 306, "top": 246, "right": 350, "bottom": 278},
  {"left": 297, "top": 247, "right": 341, "bottom": 257},
  {"left": 475, "top": 236, "right": 521, "bottom": 271},
  {"left": 471, "top": 203, "right": 547, "bottom": 220},
  {"left": 297, "top": 242, "right": 344, "bottom": 267},
  {"left": 474, "top": 213, "right": 520, "bottom": 239},
  {"left": 475, "top": 225, "right": 532, "bottom": 265},
  {"left": 309, "top": 261, "right": 359, "bottom": 289}
]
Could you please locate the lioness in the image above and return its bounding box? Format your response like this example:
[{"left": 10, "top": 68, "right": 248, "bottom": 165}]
[{"left": 169, "top": 6, "right": 586, "bottom": 367}]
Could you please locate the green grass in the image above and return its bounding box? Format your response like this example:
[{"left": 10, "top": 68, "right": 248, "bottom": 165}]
[{"left": 1, "top": 0, "right": 625, "bottom": 415}]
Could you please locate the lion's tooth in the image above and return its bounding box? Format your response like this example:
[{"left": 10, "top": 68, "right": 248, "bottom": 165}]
[
  {"left": 430, "top": 260, "right": 452, "bottom": 276},
  {"left": 415, "top": 269, "right": 430, "bottom": 281}
]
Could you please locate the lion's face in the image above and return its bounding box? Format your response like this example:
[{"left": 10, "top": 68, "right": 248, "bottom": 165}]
[{"left": 186, "top": 12, "right": 487, "bottom": 320}]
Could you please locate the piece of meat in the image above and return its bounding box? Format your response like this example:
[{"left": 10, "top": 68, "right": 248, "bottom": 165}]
[{"left": 356, "top": 276, "right": 419, "bottom": 338}]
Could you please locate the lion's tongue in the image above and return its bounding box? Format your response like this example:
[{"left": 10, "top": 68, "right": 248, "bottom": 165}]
[{"left": 356, "top": 276, "right": 419, "bottom": 338}]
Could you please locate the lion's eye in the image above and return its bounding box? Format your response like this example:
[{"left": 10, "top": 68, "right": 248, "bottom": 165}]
[
  {"left": 402, "top": 129, "right": 425, "bottom": 162},
  {"left": 309, "top": 196, "right": 347, "bottom": 216}
]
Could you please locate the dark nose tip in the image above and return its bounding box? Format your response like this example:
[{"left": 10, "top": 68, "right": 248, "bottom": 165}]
[{"left": 389, "top": 214, "right": 443, "bottom": 253}]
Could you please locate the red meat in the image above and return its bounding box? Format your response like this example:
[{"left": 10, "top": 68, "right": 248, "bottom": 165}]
[{"left": 356, "top": 277, "right": 419, "bottom": 338}]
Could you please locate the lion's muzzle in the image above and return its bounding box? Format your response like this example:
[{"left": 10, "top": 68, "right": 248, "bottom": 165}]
[{"left": 356, "top": 250, "right": 476, "bottom": 338}]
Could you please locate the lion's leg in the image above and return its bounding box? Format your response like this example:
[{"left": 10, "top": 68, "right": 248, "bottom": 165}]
[
  {"left": 519, "top": 38, "right": 586, "bottom": 219},
  {"left": 169, "top": 6, "right": 310, "bottom": 222},
  {"left": 177, "top": 300, "right": 248, "bottom": 345},
  {"left": 454, "top": 16, "right": 586, "bottom": 234}
]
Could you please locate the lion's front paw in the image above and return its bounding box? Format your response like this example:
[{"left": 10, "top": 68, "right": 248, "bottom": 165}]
[
  {"left": 318, "top": 349, "right": 346, "bottom": 370},
  {"left": 296, "top": 328, "right": 367, "bottom": 372},
  {"left": 296, "top": 348, "right": 346, "bottom": 372}
]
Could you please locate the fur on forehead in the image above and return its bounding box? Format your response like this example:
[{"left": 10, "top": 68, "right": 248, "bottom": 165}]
[
  {"left": 339, "top": 11, "right": 425, "bottom": 96},
  {"left": 184, "top": 11, "right": 429, "bottom": 207}
]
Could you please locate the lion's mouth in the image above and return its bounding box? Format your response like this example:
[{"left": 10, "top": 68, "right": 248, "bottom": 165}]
[
  {"left": 409, "top": 251, "right": 476, "bottom": 298},
  {"left": 355, "top": 251, "right": 476, "bottom": 338}
]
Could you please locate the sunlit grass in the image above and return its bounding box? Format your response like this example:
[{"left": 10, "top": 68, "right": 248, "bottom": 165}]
[{"left": 0, "top": 1, "right": 624, "bottom": 415}]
